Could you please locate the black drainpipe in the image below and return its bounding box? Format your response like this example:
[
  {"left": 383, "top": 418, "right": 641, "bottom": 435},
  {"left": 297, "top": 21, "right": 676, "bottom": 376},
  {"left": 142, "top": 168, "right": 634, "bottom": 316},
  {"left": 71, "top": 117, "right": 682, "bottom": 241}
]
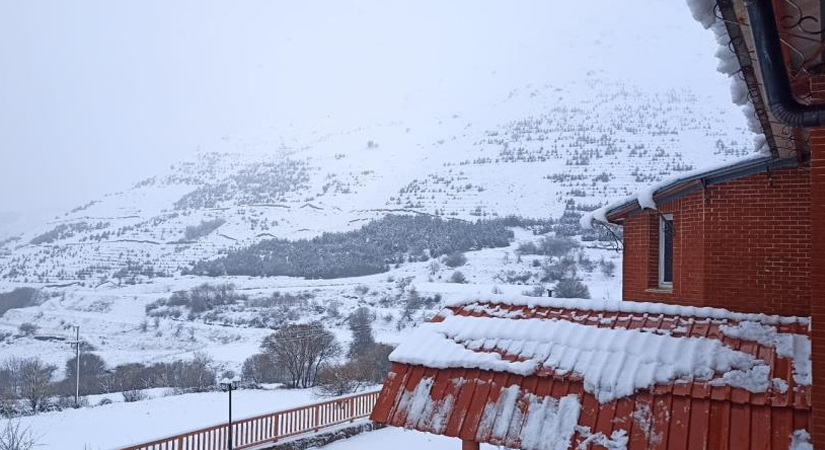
[{"left": 745, "top": 0, "right": 825, "bottom": 127}]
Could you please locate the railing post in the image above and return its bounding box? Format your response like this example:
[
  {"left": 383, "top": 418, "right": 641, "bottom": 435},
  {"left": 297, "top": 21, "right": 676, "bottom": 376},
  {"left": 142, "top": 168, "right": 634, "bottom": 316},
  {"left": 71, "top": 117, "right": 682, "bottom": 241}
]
[
  {"left": 272, "top": 413, "right": 279, "bottom": 442},
  {"left": 176, "top": 436, "right": 183, "bottom": 450}
]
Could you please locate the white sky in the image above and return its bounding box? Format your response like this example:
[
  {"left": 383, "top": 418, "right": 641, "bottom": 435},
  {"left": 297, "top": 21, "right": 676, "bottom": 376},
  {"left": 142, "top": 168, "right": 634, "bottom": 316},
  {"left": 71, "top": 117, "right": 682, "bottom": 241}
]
[{"left": 0, "top": 0, "right": 733, "bottom": 230}]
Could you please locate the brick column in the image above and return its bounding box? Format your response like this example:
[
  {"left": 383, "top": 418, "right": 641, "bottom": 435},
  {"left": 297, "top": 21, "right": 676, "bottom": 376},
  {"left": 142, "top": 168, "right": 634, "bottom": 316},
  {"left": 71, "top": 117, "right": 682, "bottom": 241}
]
[
  {"left": 811, "top": 126, "right": 825, "bottom": 445},
  {"left": 810, "top": 77, "right": 825, "bottom": 446}
]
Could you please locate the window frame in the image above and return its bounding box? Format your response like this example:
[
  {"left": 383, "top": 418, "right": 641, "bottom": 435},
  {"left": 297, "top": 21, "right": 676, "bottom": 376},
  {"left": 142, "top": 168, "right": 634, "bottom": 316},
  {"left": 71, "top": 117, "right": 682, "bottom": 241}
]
[{"left": 658, "top": 213, "right": 674, "bottom": 289}]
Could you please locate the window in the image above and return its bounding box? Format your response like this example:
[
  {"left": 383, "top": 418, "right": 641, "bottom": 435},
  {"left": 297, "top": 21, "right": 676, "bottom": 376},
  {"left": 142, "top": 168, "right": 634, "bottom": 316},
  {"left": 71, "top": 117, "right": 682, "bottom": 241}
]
[{"left": 658, "top": 214, "right": 673, "bottom": 288}]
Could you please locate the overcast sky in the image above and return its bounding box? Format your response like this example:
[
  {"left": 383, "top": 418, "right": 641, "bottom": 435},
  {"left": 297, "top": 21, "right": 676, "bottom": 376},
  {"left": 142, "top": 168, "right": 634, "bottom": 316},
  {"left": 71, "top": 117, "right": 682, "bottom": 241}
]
[{"left": 0, "top": 0, "right": 733, "bottom": 231}]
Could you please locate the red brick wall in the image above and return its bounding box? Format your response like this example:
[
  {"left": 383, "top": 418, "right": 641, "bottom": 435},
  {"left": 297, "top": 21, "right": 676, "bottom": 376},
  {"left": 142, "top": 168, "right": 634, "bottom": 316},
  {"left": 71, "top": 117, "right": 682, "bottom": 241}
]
[
  {"left": 809, "top": 126, "right": 825, "bottom": 445},
  {"left": 621, "top": 166, "right": 810, "bottom": 317}
]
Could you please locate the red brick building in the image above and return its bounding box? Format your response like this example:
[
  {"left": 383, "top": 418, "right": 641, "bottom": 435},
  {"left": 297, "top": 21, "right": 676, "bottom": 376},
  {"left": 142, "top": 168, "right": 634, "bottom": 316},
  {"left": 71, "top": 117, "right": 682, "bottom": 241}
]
[
  {"left": 371, "top": 0, "right": 825, "bottom": 448},
  {"left": 607, "top": 156, "right": 810, "bottom": 317}
]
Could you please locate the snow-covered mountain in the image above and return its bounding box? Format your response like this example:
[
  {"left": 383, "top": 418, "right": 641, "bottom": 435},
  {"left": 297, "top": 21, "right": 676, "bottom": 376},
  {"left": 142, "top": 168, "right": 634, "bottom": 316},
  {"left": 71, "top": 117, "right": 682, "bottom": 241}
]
[{"left": 0, "top": 74, "right": 754, "bottom": 285}]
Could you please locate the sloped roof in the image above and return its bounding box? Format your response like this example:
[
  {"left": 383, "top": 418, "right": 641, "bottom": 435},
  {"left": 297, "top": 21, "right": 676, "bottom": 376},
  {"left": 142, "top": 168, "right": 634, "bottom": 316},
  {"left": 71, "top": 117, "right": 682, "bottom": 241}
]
[
  {"left": 371, "top": 298, "right": 812, "bottom": 449},
  {"left": 580, "top": 155, "right": 800, "bottom": 229}
]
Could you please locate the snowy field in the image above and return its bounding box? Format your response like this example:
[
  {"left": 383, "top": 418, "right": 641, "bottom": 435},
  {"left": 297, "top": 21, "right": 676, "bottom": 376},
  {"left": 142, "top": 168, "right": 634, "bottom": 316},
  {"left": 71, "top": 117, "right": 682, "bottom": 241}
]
[
  {"left": 0, "top": 232, "right": 622, "bottom": 450},
  {"left": 1, "top": 386, "right": 343, "bottom": 450},
  {"left": 0, "top": 229, "right": 623, "bottom": 375}
]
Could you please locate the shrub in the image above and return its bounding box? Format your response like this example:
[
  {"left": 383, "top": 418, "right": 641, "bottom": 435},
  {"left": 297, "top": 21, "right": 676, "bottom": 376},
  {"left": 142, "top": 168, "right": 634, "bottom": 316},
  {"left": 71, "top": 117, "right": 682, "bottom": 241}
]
[
  {"left": 541, "top": 256, "right": 578, "bottom": 282},
  {"left": 315, "top": 342, "right": 394, "bottom": 397},
  {"left": 241, "top": 353, "right": 283, "bottom": 384},
  {"left": 0, "top": 419, "right": 38, "bottom": 450},
  {"left": 518, "top": 236, "right": 579, "bottom": 257},
  {"left": 17, "top": 323, "right": 36, "bottom": 337},
  {"left": 314, "top": 362, "right": 369, "bottom": 397},
  {"left": 521, "top": 286, "right": 546, "bottom": 297},
  {"left": 599, "top": 258, "right": 617, "bottom": 277},
  {"left": 347, "top": 307, "right": 376, "bottom": 359},
  {"left": 449, "top": 271, "right": 467, "bottom": 284},
  {"left": 577, "top": 253, "right": 596, "bottom": 273},
  {"left": 60, "top": 353, "right": 106, "bottom": 396},
  {"left": 183, "top": 218, "right": 226, "bottom": 241},
  {"left": 354, "top": 285, "right": 370, "bottom": 296},
  {"left": 122, "top": 389, "right": 148, "bottom": 403},
  {"left": 554, "top": 279, "right": 591, "bottom": 299},
  {"left": 146, "top": 284, "right": 245, "bottom": 317},
  {"left": 98, "top": 356, "right": 216, "bottom": 395},
  {"left": 443, "top": 251, "right": 467, "bottom": 268}
]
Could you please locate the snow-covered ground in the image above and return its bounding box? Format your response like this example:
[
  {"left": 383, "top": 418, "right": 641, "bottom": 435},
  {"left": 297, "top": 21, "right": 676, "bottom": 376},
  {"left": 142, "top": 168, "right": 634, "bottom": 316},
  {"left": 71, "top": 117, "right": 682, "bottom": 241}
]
[
  {"left": 321, "top": 427, "right": 501, "bottom": 450},
  {"left": 0, "top": 231, "right": 622, "bottom": 450},
  {"left": 1, "top": 386, "right": 339, "bottom": 450},
  {"left": 0, "top": 230, "right": 622, "bottom": 375}
]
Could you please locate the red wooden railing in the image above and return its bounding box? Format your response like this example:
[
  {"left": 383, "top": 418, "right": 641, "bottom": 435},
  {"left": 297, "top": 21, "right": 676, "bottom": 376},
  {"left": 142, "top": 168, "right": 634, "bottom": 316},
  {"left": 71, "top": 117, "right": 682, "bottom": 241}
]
[{"left": 119, "top": 390, "right": 381, "bottom": 450}]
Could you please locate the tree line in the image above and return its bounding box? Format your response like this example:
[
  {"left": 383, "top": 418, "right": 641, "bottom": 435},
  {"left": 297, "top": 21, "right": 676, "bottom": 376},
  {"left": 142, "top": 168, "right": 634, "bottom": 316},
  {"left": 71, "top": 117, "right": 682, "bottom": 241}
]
[{"left": 186, "top": 215, "right": 514, "bottom": 279}]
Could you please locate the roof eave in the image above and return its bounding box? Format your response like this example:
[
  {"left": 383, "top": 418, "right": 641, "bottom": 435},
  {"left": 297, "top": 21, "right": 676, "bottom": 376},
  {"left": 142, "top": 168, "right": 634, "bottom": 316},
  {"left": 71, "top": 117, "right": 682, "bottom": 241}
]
[{"left": 605, "top": 155, "right": 800, "bottom": 222}]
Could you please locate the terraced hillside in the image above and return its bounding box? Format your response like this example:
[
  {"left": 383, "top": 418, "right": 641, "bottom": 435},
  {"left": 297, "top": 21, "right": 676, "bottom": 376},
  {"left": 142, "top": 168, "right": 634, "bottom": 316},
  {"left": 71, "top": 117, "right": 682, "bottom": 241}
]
[{"left": 0, "top": 76, "right": 755, "bottom": 284}]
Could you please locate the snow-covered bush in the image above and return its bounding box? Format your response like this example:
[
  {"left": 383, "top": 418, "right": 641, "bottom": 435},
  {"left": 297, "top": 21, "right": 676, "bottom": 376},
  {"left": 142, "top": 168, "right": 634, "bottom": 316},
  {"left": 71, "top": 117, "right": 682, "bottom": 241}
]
[
  {"left": 449, "top": 271, "right": 468, "bottom": 284},
  {"left": 541, "top": 256, "right": 578, "bottom": 282},
  {"left": 522, "top": 286, "right": 546, "bottom": 297},
  {"left": 16, "top": 323, "right": 36, "bottom": 337},
  {"left": 443, "top": 251, "right": 467, "bottom": 268},
  {"left": 121, "top": 389, "right": 148, "bottom": 403},
  {"left": 599, "top": 258, "right": 617, "bottom": 277},
  {"left": 146, "top": 283, "right": 246, "bottom": 317},
  {"left": 554, "top": 279, "right": 591, "bottom": 299},
  {"left": 183, "top": 218, "right": 226, "bottom": 241},
  {"left": 0, "top": 419, "right": 38, "bottom": 450},
  {"left": 347, "top": 307, "right": 376, "bottom": 359},
  {"left": 518, "top": 236, "right": 580, "bottom": 257},
  {"left": 242, "top": 353, "right": 285, "bottom": 384}
]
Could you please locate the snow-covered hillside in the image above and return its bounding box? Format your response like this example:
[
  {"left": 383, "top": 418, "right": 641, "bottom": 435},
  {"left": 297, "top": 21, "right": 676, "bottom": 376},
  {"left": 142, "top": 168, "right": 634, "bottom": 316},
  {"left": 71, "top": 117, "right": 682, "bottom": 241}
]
[
  {"left": 0, "top": 75, "right": 754, "bottom": 285},
  {"left": 0, "top": 228, "right": 621, "bottom": 374}
]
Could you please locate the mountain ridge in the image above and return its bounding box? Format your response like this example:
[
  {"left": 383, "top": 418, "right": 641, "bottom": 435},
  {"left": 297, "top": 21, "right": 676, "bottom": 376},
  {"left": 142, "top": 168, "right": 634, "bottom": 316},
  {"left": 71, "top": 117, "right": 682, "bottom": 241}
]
[{"left": 0, "top": 75, "right": 755, "bottom": 285}]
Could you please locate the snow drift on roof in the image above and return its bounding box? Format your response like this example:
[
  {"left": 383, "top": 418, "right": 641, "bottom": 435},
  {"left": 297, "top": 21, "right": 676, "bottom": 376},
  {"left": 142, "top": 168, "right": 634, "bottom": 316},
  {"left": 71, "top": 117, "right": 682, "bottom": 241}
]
[
  {"left": 443, "top": 292, "right": 809, "bottom": 325},
  {"left": 580, "top": 154, "right": 770, "bottom": 230},
  {"left": 390, "top": 376, "right": 583, "bottom": 450},
  {"left": 390, "top": 314, "right": 775, "bottom": 403}
]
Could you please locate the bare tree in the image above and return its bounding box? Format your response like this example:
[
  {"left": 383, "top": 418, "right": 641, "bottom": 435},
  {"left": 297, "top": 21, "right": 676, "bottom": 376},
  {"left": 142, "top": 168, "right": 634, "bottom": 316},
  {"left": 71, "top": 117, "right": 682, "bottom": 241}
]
[
  {"left": 19, "top": 359, "right": 55, "bottom": 412},
  {"left": 261, "top": 323, "right": 340, "bottom": 388},
  {"left": 0, "top": 420, "right": 38, "bottom": 450},
  {"left": 314, "top": 362, "right": 368, "bottom": 397}
]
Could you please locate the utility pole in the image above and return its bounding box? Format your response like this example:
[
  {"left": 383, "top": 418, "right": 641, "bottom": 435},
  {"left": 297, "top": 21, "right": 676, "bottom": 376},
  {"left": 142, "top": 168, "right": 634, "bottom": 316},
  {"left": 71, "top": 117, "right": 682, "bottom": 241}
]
[{"left": 71, "top": 326, "right": 80, "bottom": 407}]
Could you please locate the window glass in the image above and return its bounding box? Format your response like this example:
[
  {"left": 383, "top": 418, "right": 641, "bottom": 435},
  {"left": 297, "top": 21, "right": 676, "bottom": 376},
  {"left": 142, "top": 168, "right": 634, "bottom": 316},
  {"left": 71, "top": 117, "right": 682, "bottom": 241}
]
[{"left": 660, "top": 215, "right": 673, "bottom": 286}]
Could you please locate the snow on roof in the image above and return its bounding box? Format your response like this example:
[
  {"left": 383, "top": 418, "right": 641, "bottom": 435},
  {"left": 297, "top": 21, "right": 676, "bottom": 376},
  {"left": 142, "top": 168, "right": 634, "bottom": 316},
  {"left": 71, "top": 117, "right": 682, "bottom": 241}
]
[
  {"left": 579, "top": 153, "right": 772, "bottom": 230},
  {"left": 391, "top": 376, "right": 582, "bottom": 450},
  {"left": 373, "top": 299, "right": 812, "bottom": 449},
  {"left": 391, "top": 314, "right": 776, "bottom": 403},
  {"left": 443, "top": 292, "right": 809, "bottom": 326}
]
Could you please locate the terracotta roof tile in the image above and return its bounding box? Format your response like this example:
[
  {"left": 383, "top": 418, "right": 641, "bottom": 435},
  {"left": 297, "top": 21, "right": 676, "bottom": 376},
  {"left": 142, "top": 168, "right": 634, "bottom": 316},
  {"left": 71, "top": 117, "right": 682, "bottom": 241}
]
[{"left": 371, "top": 300, "right": 812, "bottom": 449}]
